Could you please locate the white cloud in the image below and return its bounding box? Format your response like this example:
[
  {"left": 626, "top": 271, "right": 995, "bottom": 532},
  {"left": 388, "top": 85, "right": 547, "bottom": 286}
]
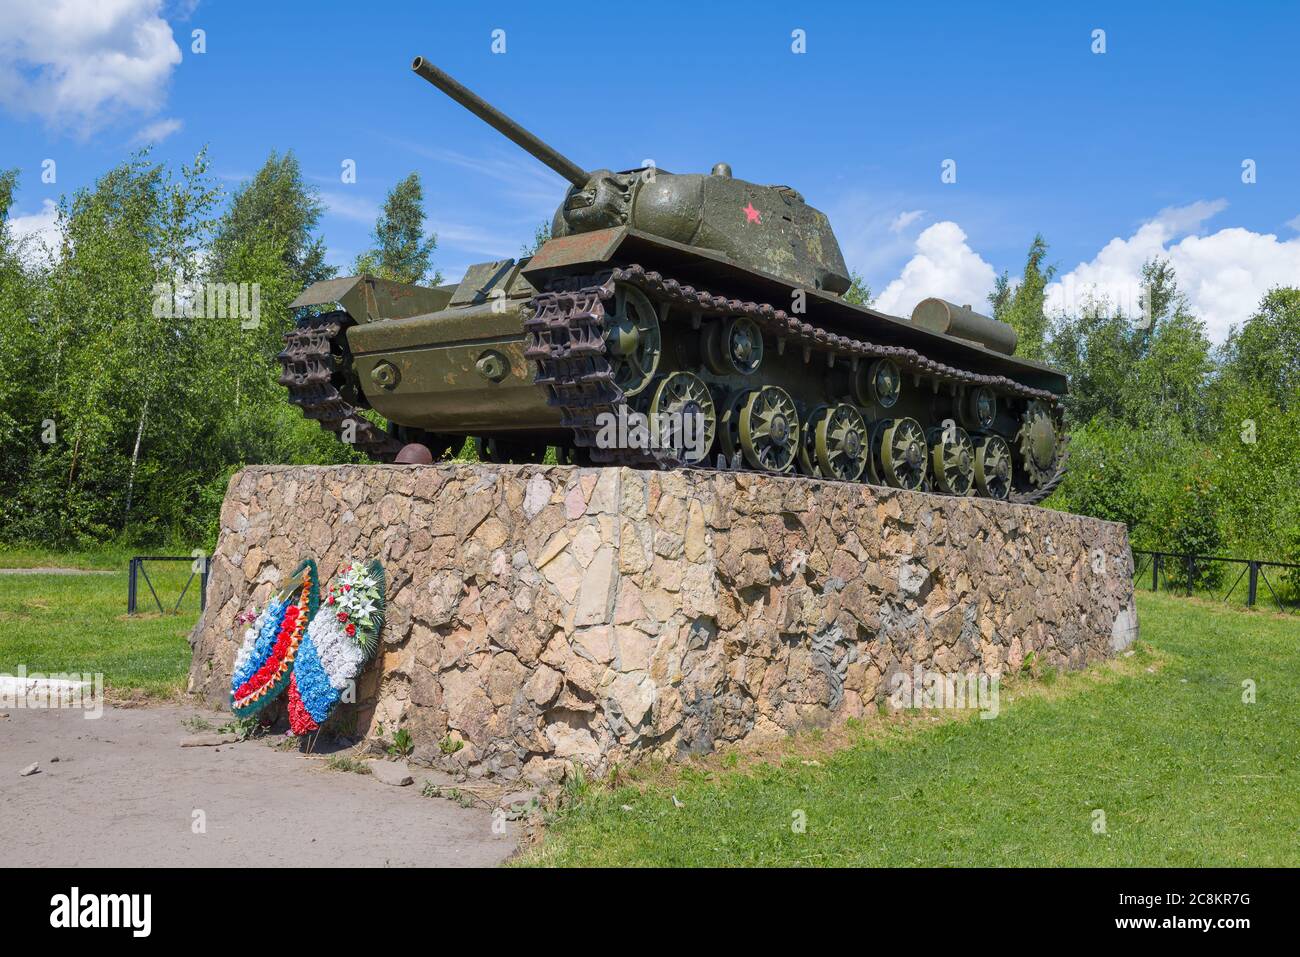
[
  {"left": 890, "top": 210, "right": 925, "bottom": 233},
  {"left": 319, "top": 191, "right": 380, "bottom": 225},
  {"left": 166, "top": 0, "right": 202, "bottom": 20},
  {"left": 1286, "top": 213, "right": 1300, "bottom": 232},
  {"left": 874, "top": 222, "right": 997, "bottom": 317},
  {"left": 0, "top": 0, "right": 182, "bottom": 134},
  {"left": 431, "top": 220, "right": 522, "bottom": 257},
  {"left": 1045, "top": 200, "right": 1300, "bottom": 342},
  {"left": 828, "top": 193, "right": 930, "bottom": 284},
  {"left": 6, "top": 199, "right": 60, "bottom": 261},
  {"left": 9, "top": 198, "right": 59, "bottom": 240},
  {"left": 1151, "top": 199, "right": 1228, "bottom": 235},
  {"left": 133, "top": 116, "right": 181, "bottom": 144}
]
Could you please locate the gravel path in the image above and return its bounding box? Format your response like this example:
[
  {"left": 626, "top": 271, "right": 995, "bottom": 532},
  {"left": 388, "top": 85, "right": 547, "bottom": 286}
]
[{"left": 0, "top": 703, "right": 518, "bottom": 867}]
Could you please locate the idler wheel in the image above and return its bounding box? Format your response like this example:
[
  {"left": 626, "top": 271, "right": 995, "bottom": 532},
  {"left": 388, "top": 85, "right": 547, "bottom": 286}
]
[
  {"left": 973, "top": 435, "right": 1013, "bottom": 500},
  {"left": 647, "top": 371, "right": 717, "bottom": 464},
  {"left": 605, "top": 282, "right": 661, "bottom": 397},
  {"left": 721, "top": 386, "right": 800, "bottom": 473},
  {"left": 799, "top": 403, "right": 868, "bottom": 481},
  {"left": 871, "top": 417, "right": 927, "bottom": 490},
  {"left": 1015, "top": 401, "right": 1060, "bottom": 488},
  {"left": 926, "top": 424, "right": 976, "bottom": 496}
]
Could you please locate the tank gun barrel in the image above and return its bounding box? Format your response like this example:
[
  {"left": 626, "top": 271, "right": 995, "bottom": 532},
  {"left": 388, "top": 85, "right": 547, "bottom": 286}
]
[{"left": 411, "top": 56, "right": 589, "bottom": 188}]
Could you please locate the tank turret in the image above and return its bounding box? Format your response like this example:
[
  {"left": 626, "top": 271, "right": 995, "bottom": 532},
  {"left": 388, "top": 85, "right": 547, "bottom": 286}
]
[{"left": 411, "top": 57, "right": 851, "bottom": 295}]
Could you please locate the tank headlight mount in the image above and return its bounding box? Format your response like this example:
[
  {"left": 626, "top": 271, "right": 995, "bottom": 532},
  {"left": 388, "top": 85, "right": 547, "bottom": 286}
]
[{"left": 370, "top": 361, "right": 401, "bottom": 390}]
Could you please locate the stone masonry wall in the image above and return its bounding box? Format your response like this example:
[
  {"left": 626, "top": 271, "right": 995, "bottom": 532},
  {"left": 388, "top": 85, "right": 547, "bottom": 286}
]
[{"left": 189, "top": 464, "right": 1138, "bottom": 784}]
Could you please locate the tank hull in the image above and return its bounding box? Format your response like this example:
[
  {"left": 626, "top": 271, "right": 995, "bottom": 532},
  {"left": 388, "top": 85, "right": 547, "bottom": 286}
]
[{"left": 331, "top": 227, "right": 1065, "bottom": 442}]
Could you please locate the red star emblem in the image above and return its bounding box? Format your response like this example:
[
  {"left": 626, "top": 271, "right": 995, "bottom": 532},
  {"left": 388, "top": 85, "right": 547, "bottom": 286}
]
[{"left": 742, "top": 201, "right": 762, "bottom": 224}]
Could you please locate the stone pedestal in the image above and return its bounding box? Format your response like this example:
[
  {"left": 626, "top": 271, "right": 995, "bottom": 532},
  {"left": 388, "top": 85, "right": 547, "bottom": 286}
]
[{"left": 189, "top": 464, "right": 1138, "bottom": 783}]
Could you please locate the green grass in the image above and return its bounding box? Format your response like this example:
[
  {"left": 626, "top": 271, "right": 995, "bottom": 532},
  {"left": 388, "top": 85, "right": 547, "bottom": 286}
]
[
  {"left": 521, "top": 592, "right": 1300, "bottom": 867},
  {"left": 1129, "top": 564, "right": 1300, "bottom": 615},
  {"left": 0, "top": 541, "right": 211, "bottom": 570},
  {"left": 0, "top": 562, "right": 200, "bottom": 696},
  {"left": 324, "top": 755, "right": 372, "bottom": 775},
  {"left": 1, "top": 544, "right": 136, "bottom": 571}
]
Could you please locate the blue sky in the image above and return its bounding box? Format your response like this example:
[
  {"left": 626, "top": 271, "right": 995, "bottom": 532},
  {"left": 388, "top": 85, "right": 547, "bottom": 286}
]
[{"left": 3, "top": 0, "right": 1297, "bottom": 340}]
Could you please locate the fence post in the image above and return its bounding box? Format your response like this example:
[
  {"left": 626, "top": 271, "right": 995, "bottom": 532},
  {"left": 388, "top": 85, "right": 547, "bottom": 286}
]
[
  {"left": 1247, "top": 562, "right": 1258, "bottom": 608},
  {"left": 1152, "top": 553, "right": 1160, "bottom": 592},
  {"left": 127, "top": 558, "right": 137, "bottom": 615},
  {"left": 200, "top": 557, "right": 209, "bottom": 612},
  {"left": 1186, "top": 555, "right": 1196, "bottom": 596}
]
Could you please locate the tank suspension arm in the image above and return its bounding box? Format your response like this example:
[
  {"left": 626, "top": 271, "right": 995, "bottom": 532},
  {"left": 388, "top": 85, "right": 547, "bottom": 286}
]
[{"left": 411, "top": 56, "right": 590, "bottom": 189}]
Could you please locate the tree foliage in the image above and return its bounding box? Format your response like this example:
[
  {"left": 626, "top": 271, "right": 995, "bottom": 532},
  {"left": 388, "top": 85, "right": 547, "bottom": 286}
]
[
  {"left": 0, "top": 150, "right": 362, "bottom": 549},
  {"left": 1030, "top": 240, "right": 1298, "bottom": 576},
  {"left": 353, "top": 172, "right": 439, "bottom": 285},
  {"left": 209, "top": 150, "right": 333, "bottom": 290},
  {"left": 989, "top": 233, "right": 1054, "bottom": 360},
  {"left": 520, "top": 220, "right": 552, "bottom": 259},
  {"left": 844, "top": 270, "right": 874, "bottom": 307}
]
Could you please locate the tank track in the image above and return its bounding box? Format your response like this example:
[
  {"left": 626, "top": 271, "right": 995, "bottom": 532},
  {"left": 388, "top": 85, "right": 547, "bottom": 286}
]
[
  {"left": 523, "top": 281, "right": 676, "bottom": 468},
  {"left": 525, "top": 264, "right": 1068, "bottom": 505},
  {"left": 276, "top": 312, "right": 406, "bottom": 462}
]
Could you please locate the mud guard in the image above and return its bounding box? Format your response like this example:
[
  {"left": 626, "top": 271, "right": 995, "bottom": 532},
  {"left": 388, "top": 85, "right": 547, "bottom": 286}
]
[{"left": 290, "top": 274, "right": 455, "bottom": 324}]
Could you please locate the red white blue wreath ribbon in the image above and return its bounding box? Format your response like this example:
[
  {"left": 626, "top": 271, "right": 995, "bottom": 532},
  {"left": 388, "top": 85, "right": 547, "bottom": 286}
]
[{"left": 229, "top": 558, "right": 385, "bottom": 733}]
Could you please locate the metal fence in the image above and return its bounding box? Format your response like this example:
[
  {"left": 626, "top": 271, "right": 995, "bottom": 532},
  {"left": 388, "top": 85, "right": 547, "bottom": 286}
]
[
  {"left": 1131, "top": 549, "right": 1300, "bottom": 614},
  {"left": 127, "top": 556, "right": 208, "bottom": 615}
]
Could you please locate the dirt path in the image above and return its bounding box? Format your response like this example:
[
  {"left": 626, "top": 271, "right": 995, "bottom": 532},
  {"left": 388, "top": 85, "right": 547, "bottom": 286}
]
[{"left": 0, "top": 704, "right": 518, "bottom": 867}]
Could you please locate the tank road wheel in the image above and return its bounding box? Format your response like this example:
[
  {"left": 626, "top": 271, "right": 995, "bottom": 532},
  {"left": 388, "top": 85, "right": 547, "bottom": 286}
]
[
  {"left": 721, "top": 386, "right": 800, "bottom": 473},
  {"left": 704, "top": 316, "right": 765, "bottom": 377},
  {"left": 1015, "top": 401, "right": 1061, "bottom": 489},
  {"left": 927, "top": 425, "right": 976, "bottom": 496},
  {"left": 648, "top": 372, "right": 717, "bottom": 464},
  {"left": 973, "top": 435, "right": 1012, "bottom": 500},
  {"left": 605, "top": 282, "right": 662, "bottom": 397},
  {"left": 853, "top": 358, "right": 902, "bottom": 409},
  {"left": 797, "top": 405, "right": 827, "bottom": 477},
  {"left": 800, "top": 404, "right": 868, "bottom": 481},
  {"left": 872, "top": 417, "right": 927, "bottom": 490}
]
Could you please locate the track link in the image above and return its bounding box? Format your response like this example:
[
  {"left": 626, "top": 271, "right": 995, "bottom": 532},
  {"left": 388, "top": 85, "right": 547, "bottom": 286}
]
[
  {"left": 525, "top": 265, "right": 1068, "bottom": 505},
  {"left": 276, "top": 312, "right": 405, "bottom": 462}
]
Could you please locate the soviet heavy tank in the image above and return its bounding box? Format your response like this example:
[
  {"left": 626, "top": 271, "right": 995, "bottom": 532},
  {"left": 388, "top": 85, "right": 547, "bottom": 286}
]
[{"left": 278, "top": 57, "right": 1068, "bottom": 503}]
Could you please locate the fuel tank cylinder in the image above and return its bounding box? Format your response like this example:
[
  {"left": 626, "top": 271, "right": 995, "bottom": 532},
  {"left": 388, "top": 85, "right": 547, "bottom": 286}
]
[{"left": 910, "top": 298, "right": 1018, "bottom": 355}]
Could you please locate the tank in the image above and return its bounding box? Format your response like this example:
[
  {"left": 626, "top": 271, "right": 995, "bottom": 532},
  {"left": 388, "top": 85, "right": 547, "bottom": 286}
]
[{"left": 277, "top": 57, "right": 1068, "bottom": 503}]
